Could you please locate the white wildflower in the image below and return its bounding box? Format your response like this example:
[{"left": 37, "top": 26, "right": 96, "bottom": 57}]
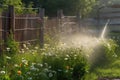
[
  {"left": 23, "top": 44, "right": 27, "bottom": 48},
  {"left": 113, "top": 54, "right": 117, "bottom": 58},
  {"left": 48, "top": 73, "right": 53, "bottom": 77},
  {"left": 21, "top": 49, "right": 25, "bottom": 53},
  {"left": 52, "top": 71, "right": 57, "bottom": 74},
  {"left": 74, "top": 55, "right": 77, "bottom": 57},
  {"left": 35, "top": 46, "right": 38, "bottom": 50},
  {"left": 6, "top": 47, "right": 10, "bottom": 51},
  {"left": 44, "top": 63, "right": 48, "bottom": 66},
  {"left": 27, "top": 42, "right": 30, "bottom": 45},
  {"left": 70, "top": 68, "right": 73, "bottom": 70},
  {"left": 58, "top": 69, "right": 62, "bottom": 72},
  {"left": 48, "top": 66, "right": 52, "bottom": 69},
  {"left": 44, "top": 68, "right": 49, "bottom": 72},
  {"left": 32, "top": 63, "right": 36, "bottom": 66},
  {"left": 36, "top": 68, "right": 39, "bottom": 72},
  {"left": 37, "top": 63, "right": 43, "bottom": 67},
  {"left": 22, "top": 59, "right": 28, "bottom": 65},
  {"left": 48, "top": 52, "right": 52, "bottom": 56},
  {"left": 26, "top": 72, "right": 31, "bottom": 75},
  {"left": 6, "top": 56, "right": 11, "bottom": 60},
  {"left": 14, "top": 64, "right": 19, "bottom": 67},
  {"left": 30, "top": 66, "right": 36, "bottom": 71},
  {"left": 22, "top": 58, "right": 25, "bottom": 60},
  {"left": 28, "top": 77, "right": 32, "bottom": 80},
  {"left": 0, "top": 71, "right": 5, "bottom": 74},
  {"left": 26, "top": 47, "right": 29, "bottom": 50},
  {"left": 66, "top": 55, "right": 69, "bottom": 57},
  {"left": 64, "top": 58, "right": 68, "bottom": 60},
  {"left": 65, "top": 70, "right": 68, "bottom": 73}
]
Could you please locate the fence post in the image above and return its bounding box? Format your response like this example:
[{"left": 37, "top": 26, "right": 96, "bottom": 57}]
[
  {"left": 57, "top": 10, "right": 63, "bottom": 33},
  {"left": 2, "top": 11, "right": 8, "bottom": 43},
  {"left": 57, "top": 9, "right": 63, "bottom": 19},
  {"left": 76, "top": 12, "right": 81, "bottom": 32},
  {"left": 8, "top": 5, "right": 15, "bottom": 39},
  {"left": 2, "top": 5, "right": 15, "bottom": 49},
  {"left": 1, "top": 11, "right": 7, "bottom": 53},
  {"left": 39, "top": 8, "right": 45, "bottom": 48}
]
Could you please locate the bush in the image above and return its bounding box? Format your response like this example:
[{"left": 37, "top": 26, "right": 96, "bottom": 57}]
[
  {"left": 90, "top": 39, "right": 118, "bottom": 70},
  {"left": 5, "top": 34, "right": 19, "bottom": 55},
  {"left": 0, "top": 44, "right": 89, "bottom": 80},
  {"left": 42, "top": 48, "right": 89, "bottom": 80},
  {"left": 0, "top": 35, "right": 118, "bottom": 80}
]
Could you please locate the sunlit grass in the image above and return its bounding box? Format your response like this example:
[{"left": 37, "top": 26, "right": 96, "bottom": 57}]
[{"left": 95, "top": 68, "right": 120, "bottom": 77}]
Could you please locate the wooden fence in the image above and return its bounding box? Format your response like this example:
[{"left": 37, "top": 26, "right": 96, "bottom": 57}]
[
  {"left": 98, "top": 4, "right": 120, "bottom": 40},
  {"left": 2, "top": 5, "right": 119, "bottom": 51},
  {"left": 99, "top": 4, "right": 120, "bottom": 31},
  {"left": 0, "top": 5, "right": 44, "bottom": 50},
  {"left": 57, "top": 10, "right": 81, "bottom": 35}
]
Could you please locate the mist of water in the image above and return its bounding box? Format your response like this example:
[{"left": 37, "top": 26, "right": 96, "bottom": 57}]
[
  {"left": 58, "top": 19, "right": 110, "bottom": 64},
  {"left": 101, "top": 19, "right": 110, "bottom": 39},
  {"left": 59, "top": 35, "right": 98, "bottom": 65}
]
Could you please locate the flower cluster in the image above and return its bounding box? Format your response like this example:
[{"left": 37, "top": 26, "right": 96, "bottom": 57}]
[{"left": 0, "top": 43, "right": 89, "bottom": 80}]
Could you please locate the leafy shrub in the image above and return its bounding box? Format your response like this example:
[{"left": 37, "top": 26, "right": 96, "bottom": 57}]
[
  {"left": 5, "top": 34, "right": 19, "bottom": 55},
  {"left": 0, "top": 35, "right": 118, "bottom": 80},
  {"left": 102, "top": 39, "right": 118, "bottom": 61},
  {"left": 0, "top": 44, "right": 89, "bottom": 80},
  {"left": 90, "top": 39, "right": 118, "bottom": 70},
  {"left": 42, "top": 48, "right": 89, "bottom": 80}
]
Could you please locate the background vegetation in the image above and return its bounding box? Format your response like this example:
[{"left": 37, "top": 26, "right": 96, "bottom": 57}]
[{"left": 0, "top": 0, "right": 97, "bottom": 17}]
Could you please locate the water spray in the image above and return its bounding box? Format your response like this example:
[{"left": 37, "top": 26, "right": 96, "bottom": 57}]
[{"left": 101, "top": 19, "right": 110, "bottom": 39}]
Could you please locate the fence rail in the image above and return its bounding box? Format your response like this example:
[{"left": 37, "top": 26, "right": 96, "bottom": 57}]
[
  {"left": 1, "top": 5, "right": 120, "bottom": 51},
  {"left": 0, "top": 5, "right": 44, "bottom": 51},
  {"left": 99, "top": 5, "right": 120, "bottom": 32}
]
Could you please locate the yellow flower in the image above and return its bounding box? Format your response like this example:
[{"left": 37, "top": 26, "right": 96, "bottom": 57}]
[
  {"left": 20, "top": 63, "right": 22, "bottom": 67},
  {"left": 66, "top": 66, "right": 70, "bottom": 70},
  {"left": 25, "top": 63, "right": 28, "bottom": 66},
  {"left": 17, "top": 70, "right": 22, "bottom": 75}
]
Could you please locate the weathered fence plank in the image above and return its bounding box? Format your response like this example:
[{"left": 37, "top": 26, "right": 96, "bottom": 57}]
[
  {"left": 8, "top": 5, "right": 15, "bottom": 38},
  {"left": 99, "top": 5, "right": 120, "bottom": 32},
  {"left": 0, "top": 5, "right": 46, "bottom": 50},
  {"left": 39, "top": 8, "right": 45, "bottom": 48}
]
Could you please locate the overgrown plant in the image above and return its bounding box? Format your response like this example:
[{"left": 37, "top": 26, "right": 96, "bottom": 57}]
[
  {"left": 103, "top": 39, "right": 118, "bottom": 61},
  {"left": 42, "top": 48, "right": 89, "bottom": 80},
  {"left": 87, "top": 39, "right": 118, "bottom": 70},
  {"left": 5, "top": 33, "right": 19, "bottom": 55}
]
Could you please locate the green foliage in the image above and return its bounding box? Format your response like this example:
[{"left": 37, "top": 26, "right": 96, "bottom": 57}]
[
  {"left": 90, "top": 39, "right": 118, "bottom": 70},
  {"left": 0, "top": 32, "right": 119, "bottom": 80},
  {"left": 0, "top": 0, "right": 97, "bottom": 17},
  {"left": 0, "top": 0, "right": 37, "bottom": 14},
  {"left": 84, "top": 73, "right": 98, "bottom": 80},
  {"left": 44, "top": 33, "right": 59, "bottom": 47},
  {"left": 22, "top": 0, "right": 96, "bottom": 17},
  {"left": 42, "top": 48, "right": 89, "bottom": 80},
  {"left": 0, "top": 0, "right": 24, "bottom": 13},
  {"left": 75, "top": 0, "right": 96, "bottom": 18},
  {"left": 0, "top": 43, "right": 89, "bottom": 80},
  {"left": 88, "top": 39, "right": 120, "bottom": 79},
  {"left": 0, "top": 74, "right": 11, "bottom": 80},
  {"left": 22, "top": 2, "right": 37, "bottom": 14},
  {"left": 5, "top": 33, "right": 19, "bottom": 55},
  {"left": 102, "top": 39, "right": 118, "bottom": 61}
]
